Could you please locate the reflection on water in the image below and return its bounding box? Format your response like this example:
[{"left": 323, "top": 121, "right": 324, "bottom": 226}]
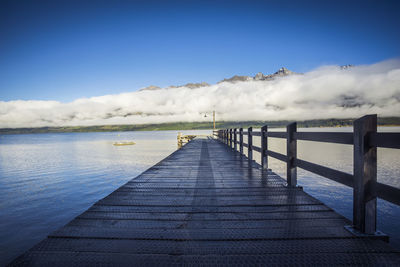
[{"left": 0, "top": 128, "right": 399, "bottom": 264}]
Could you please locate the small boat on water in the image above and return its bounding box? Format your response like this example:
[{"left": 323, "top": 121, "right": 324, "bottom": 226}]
[{"left": 113, "top": 141, "right": 136, "bottom": 146}]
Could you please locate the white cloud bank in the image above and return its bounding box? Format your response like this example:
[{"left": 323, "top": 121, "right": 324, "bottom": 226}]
[{"left": 1, "top": 59, "right": 400, "bottom": 128}]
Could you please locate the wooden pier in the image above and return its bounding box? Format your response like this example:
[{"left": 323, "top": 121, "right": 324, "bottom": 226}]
[{"left": 10, "top": 115, "right": 400, "bottom": 266}]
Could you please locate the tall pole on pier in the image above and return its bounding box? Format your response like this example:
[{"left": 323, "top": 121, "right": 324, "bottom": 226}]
[{"left": 213, "top": 110, "right": 216, "bottom": 130}]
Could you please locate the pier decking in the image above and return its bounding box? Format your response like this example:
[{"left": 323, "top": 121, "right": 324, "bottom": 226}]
[{"left": 10, "top": 137, "right": 400, "bottom": 266}]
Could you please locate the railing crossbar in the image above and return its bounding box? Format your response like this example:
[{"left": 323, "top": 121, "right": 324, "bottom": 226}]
[
  {"left": 267, "top": 132, "right": 287, "bottom": 138},
  {"left": 295, "top": 132, "right": 353, "bottom": 145},
  {"left": 376, "top": 182, "right": 400, "bottom": 206},
  {"left": 266, "top": 150, "right": 286, "bottom": 162},
  {"left": 295, "top": 158, "right": 353, "bottom": 188},
  {"left": 369, "top": 132, "right": 400, "bottom": 149},
  {"left": 253, "top": 146, "right": 261, "bottom": 153}
]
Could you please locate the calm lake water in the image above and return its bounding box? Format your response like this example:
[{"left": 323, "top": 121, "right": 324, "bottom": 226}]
[{"left": 1, "top": 128, "right": 399, "bottom": 265}]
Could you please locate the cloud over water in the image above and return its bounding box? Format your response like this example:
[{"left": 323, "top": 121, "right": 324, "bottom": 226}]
[{"left": 1, "top": 59, "right": 400, "bottom": 128}]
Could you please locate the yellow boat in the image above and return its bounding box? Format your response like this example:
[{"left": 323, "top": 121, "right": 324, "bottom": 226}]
[{"left": 113, "top": 141, "right": 136, "bottom": 146}]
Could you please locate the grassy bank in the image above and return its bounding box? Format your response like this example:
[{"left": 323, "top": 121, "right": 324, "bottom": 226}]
[{"left": 1, "top": 117, "right": 399, "bottom": 135}]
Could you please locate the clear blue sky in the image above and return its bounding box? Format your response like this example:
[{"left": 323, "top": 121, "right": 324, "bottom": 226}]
[{"left": 1, "top": 0, "right": 399, "bottom": 102}]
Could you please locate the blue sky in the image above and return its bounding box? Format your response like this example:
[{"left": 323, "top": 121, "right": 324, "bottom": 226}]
[{"left": 1, "top": 0, "right": 399, "bottom": 102}]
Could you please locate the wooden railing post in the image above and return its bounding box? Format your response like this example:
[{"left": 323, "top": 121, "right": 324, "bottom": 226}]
[
  {"left": 226, "top": 129, "right": 230, "bottom": 146},
  {"left": 261, "top": 125, "right": 268, "bottom": 170},
  {"left": 234, "top": 128, "right": 237, "bottom": 151},
  {"left": 286, "top": 122, "right": 297, "bottom": 186},
  {"left": 248, "top": 127, "right": 253, "bottom": 163},
  {"left": 227, "top": 128, "right": 230, "bottom": 147},
  {"left": 353, "top": 114, "right": 377, "bottom": 234},
  {"left": 229, "top": 128, "right": 233, "bottom": 148},
  {"left": 239, "top": 128, "right": 243, "bottom": 154}
]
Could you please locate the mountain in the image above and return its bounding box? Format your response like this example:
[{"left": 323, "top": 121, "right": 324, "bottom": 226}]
[
  {"left": 168, "top": 82, "right": 210, "bottom": 89},
  {"left": 218, "top": 75, "right": 253, "bottom": 83},
  {"left": 252, "top": 67, "right": 297, "bottom": 81},
  {"left": 139, "top": 85, "right": 161, "bottom": 91},
  {"left": 138, "top": 65, "right": 357, "bottom": 92},
  {"left": 219, "top": 67, "right": 299, "bottom": 83},
  {"left": 139, "top": 67, "right": 299, "bottom": 91}
]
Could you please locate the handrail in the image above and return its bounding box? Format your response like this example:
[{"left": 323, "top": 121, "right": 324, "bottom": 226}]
[
  {"left": 266, "top": 150, "right": 286, "bottom": 162},
  {"left": 294, "top": 158, "right": 353, "bottom": 187},
  {"left": 215, "top": 114, "right": 400, "bottom": 236},
  {"left": 253, "top": 145, "right": 261, "bottom": 153},
  {"left": 376, "top": 182, "right": 400, "bottom": 206},
  {"left": 369, "top": 132, "right": 400, "bottom": 149},
  {"left": 294, "top": 132, "right": 353, "bottom": 145},
  {"left": 268, "top": 132, "right": 287, "bottom": 138}
]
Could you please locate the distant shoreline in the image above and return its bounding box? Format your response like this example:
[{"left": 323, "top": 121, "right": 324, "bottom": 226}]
[{"left": 1, "top": 117, "right": 399, "bottom": 135}]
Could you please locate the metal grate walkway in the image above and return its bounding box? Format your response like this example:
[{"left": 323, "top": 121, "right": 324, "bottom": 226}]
[{"left": 10, "top": 137, "right": 400, "bottom": 266}]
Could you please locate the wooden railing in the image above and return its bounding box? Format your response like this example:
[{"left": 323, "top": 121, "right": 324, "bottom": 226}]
[{"left": 213, "top": 114, "right": 400, "bottom": 236}]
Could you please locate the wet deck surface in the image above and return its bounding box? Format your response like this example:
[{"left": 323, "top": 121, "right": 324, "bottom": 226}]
[{"left": 10, "top": 137, "right": 400, "bottom": 266}]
